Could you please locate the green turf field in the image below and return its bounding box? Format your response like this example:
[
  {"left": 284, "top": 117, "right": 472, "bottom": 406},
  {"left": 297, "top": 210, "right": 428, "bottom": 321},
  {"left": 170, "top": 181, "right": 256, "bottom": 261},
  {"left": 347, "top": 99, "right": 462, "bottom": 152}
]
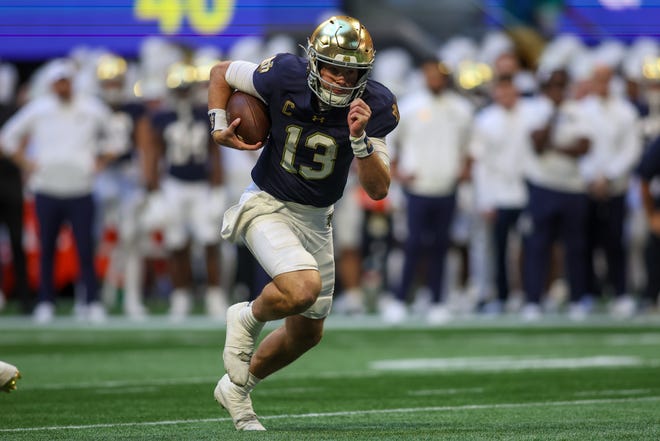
[{"left": 1, "top": 315, "right": 660, "bottom": 440}]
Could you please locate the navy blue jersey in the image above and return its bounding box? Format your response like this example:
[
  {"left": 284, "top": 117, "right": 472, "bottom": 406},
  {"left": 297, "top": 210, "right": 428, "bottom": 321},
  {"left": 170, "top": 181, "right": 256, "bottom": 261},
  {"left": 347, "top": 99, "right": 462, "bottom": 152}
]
[
  {"left": 637, "top": 135, "right": 660, "bottom": 206},
  {"left": 110, "top": 102, "right": 146, "bottom": 165},
  {"left": 151, "top": 105, "right": 212, "bottom": 182},
  {"left": 251, "top": 53, "right": 398, "bottom": 207}
]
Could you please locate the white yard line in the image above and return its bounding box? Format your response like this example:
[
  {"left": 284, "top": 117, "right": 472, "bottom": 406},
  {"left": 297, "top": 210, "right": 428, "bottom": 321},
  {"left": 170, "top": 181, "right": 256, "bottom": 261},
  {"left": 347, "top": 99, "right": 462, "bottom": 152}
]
[
  {"left": 34, "top": 376, "right": 219, "bottom": 390},
  {"left": 1, "top": 313, "right": 659, "bottom": 332},
  {"left": 2, "top": 396, "right": 659, "bottom": 433},
  {"left": 20, "top": 372, "right": 387, "bottom": 391},
  {"left": 256, "top": 386, "right": 324, "bottom": 396},
  {"left": 18, "top": 355, "right": 654, "bottom": 391},
  {"left": 606, "top": 333, "right": 660, "bottom": 346},
  {"left": 408, "top": 387, "right": 485, "bottom": 396},
  {"left": 370, "top": 355, "right": 643, "bottom": 371},
  {"left": 30, "top": 378, "right": 327, "bottom": 392},
  {"left": 574, "top": 389, "right": 652, "bottom": 397}
]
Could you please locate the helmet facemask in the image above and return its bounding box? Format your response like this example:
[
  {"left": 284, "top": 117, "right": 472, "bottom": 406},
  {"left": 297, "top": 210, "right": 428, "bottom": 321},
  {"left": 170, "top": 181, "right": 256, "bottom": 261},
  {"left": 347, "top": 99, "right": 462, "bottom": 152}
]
[
  {"left": 306, "top": 16, "right": 375, "bottom": 108},
  {"left": 96, "top": 54, "right": 128, "bottom": 106}
]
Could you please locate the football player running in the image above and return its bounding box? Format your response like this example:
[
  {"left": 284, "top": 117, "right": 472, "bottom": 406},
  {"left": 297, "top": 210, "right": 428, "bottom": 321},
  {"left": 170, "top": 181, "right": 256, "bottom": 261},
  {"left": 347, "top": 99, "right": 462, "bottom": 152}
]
[{"left": 208, "top": 16, "right": 399, "bottom": 430}]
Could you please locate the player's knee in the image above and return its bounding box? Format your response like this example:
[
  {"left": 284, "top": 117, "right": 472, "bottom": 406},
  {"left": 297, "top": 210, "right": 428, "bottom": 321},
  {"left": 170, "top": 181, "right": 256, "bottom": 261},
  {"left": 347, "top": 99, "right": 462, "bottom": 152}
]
[
  {"left": 290, "top": 288, "right": 321, "bottom": 314},
  {"left": 285, "top": 274, "right": 322, "bottom": 314}
]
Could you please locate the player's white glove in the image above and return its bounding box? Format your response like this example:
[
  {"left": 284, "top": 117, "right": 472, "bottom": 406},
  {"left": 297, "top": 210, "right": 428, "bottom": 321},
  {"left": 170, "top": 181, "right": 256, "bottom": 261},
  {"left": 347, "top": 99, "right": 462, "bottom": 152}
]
[{"left": 139, "top": 190, "right": 171, "bottom": 231}]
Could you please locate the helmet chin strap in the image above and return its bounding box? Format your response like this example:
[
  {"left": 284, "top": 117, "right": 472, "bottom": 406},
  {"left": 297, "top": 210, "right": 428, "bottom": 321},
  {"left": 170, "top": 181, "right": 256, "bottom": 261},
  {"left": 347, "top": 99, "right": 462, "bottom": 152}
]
[
  {"left": 314, "top": 73, "right": 357, "bottom": 107},
  {"left": 319, "top": 86, "right": 351, "bottom": 107},
  {"left": 317, "top": 97, "right": 332, "bottom": 112}
]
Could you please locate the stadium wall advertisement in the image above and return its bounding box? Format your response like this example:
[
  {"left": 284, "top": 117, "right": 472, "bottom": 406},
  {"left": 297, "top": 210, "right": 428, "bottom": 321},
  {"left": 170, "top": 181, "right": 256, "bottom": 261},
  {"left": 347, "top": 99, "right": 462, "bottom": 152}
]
[
  {"left": 558, "top": 0, "right": 660, "bottom": 43},
  {"left": 0, "top": 0, "right": 338, "bottom": 60}
]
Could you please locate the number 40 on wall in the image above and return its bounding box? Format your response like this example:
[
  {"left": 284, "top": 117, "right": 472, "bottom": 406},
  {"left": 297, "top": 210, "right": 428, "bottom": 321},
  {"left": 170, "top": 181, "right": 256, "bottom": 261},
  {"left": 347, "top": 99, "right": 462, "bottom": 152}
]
[{"left": 134, "top": 0, "right": 235, "bottom": 35}]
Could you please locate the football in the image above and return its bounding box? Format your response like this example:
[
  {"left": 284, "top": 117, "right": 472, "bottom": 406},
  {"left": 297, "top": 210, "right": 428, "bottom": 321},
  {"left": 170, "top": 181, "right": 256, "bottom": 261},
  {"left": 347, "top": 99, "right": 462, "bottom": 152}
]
[{"left": 226, "top": 91, "right": 270, "bottom": 144}]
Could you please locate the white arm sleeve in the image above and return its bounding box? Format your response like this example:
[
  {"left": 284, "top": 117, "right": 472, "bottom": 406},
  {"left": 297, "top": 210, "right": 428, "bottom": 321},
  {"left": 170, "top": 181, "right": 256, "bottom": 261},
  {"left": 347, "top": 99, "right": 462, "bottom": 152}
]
[
  {"left": 225, "top": 61, "right": 265, "bottom": 103},
  {"left": 371, "top": 137, "right": 390, "bottom": 170}
]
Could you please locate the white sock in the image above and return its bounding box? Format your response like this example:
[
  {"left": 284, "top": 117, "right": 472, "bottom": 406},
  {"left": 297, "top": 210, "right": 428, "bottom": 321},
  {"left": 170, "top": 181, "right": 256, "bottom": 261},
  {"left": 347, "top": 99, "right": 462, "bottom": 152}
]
[
  {"left": 206, "top": 286, "right": 227, "bottom": 301},
  {"left": 239, "top": 302, "right": 265, "bottom": 337},
  {"left": 244, "top": 372, "right": 261, "bottom": 394},
  {"left": 123, "top": 247, "right": 143, "bottom": 305},
  {"left": 232, "top": 372, "right": 262, "bottom": 396},
  {"left": 172, "top": 288, "right": 191, "bottom": 298}
]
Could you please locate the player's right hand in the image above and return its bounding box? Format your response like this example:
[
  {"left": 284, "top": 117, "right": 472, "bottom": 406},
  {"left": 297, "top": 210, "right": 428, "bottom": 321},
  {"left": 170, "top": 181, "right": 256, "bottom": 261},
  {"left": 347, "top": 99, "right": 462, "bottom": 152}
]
[
  {"left": 347, "top": 98, "right": 371, "bottom": 138},
  {"left": 212, "top": 118, "right": 263, "bottom": 151}
]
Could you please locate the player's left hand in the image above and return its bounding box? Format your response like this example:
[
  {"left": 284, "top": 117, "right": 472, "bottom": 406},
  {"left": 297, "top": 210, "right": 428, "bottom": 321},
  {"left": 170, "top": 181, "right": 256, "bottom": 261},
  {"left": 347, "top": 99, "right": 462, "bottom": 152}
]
[
  {"left": 212, "top": 118, "right": 263, "bottom": 151},
  {"left": 588, "top": 176, "right": 610, "bottom": 200},
  {"left": 348, "top": 98, "right": 371, "bottom": 138}
]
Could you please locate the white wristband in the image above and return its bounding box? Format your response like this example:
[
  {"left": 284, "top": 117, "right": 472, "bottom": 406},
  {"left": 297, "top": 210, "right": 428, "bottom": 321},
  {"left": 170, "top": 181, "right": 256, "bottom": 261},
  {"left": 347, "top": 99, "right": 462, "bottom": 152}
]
[
  {"left": 349, "top": 132, "right": 374, "bottom": 158},
  {"left": 208, "top": 108, "right": 227, "bottom": 133}
]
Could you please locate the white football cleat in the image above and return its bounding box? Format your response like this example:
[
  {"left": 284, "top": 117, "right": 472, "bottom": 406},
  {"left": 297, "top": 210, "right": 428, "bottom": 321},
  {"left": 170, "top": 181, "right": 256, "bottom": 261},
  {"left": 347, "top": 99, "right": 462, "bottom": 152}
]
[
  {"left": 332, "top": 288, "right": 366, "bottom": 315},
  {"left": 124, "top": 300, "right": 148, "bottom": 321},
  {"left": 520, "top": 303, "right": 542, "bottom": 322},
  {"left": 33, "top": 301, "right": 55, "bottom": 324},
  {"left": 0, "top": 361, "right": 21, "bottom": 393},
  {"left": 568, "top": 302, "right": 588, "bottom": 322},
  {"left": 169, "top": 290, "right": 192, "bottom": 322},
  {"left": 380, "top": 297, "right": 407, "bottom": 325},
  {"left": 205, "top": 288, "right": 228, "bottom": 321},
  {"left": 223, "top": 302, "right": 261, "bottom": 387},
  {"left": 610, "top": 295, "right": 636, "bottom": 320},
  {"left": 87, "top": 301, "right": 108, "bottom": 324},
  {"left": 214, "top": 374, "right": 265, "bottom": 431},
  {"left": 426, "top": 303, "right": 452, "bottom": 325}
]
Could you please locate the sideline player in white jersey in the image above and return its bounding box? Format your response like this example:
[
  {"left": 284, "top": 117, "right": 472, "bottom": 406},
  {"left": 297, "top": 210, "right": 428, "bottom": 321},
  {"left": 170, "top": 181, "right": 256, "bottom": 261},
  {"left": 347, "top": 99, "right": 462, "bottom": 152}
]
[
  {"left": 522, "top": 68, "right": 592, "bottom": 321},
  {"left": 143, "top": 62, "right": 228, "bottom": 321},
  {"left": 208, "top": 16, "right": 399, "bottom": 430},
  {"left": 580, "top": 64, "right": 642, "bottom": 318},
  {"left": 382, "top": 57, "right": 473, "bottom": 325},
  {"left": 469, "top": 73, "right": 534, "bottom": 316},
  {"left": 93, "top": 53, "right": 152, "bottom": 319}
]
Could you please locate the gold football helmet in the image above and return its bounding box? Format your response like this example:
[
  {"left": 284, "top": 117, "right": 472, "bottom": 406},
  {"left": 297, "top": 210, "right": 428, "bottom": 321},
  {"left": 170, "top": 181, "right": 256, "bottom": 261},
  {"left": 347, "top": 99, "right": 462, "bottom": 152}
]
[
  {"left": 96, "top": 53, "right": 127, "bottom": 82},
  {"left": 166, "top": 62, "right": 198, "bottom": 90},
  {"left": 96, "top": 54, "right": 128, "bottom": 104},
  {"left": 306, "top": 16, "right": 375, "bottom": 107}
]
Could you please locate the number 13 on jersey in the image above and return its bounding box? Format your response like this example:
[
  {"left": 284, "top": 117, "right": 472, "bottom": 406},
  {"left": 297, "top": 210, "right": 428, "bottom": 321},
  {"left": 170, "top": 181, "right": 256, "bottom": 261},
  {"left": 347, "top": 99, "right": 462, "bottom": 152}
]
[{"left": 281, "top": 126, "right": 338, "bottom": 181}]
